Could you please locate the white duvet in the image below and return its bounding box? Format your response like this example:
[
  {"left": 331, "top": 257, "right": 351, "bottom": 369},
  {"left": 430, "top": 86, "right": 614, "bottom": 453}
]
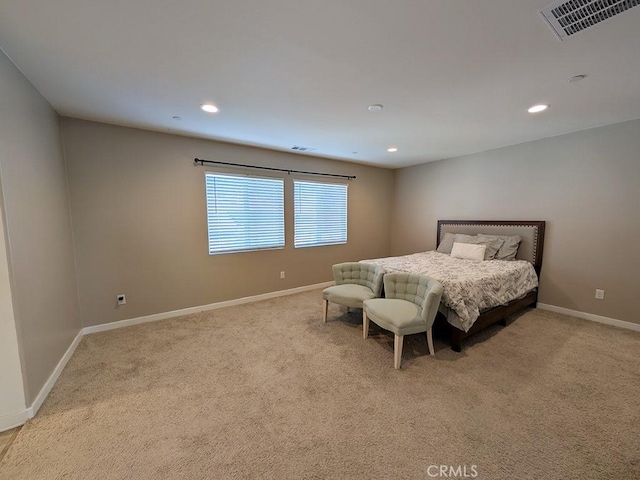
[{"left": 362, "top": 251, "right": 538, "bottom": 332}]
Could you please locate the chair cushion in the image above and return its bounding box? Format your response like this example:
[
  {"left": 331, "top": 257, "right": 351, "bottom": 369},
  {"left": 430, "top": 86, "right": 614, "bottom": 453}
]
[
  {"left": 323, "top": 284, "right": 376, "bottom": 309},
  {"left": 363, "top": 298, "right": 426, "bottom": 336}
]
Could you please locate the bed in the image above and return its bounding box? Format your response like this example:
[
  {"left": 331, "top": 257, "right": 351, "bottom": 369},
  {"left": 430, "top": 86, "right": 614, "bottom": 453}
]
[{"left": 363, "top": 220, "right": 545, "bottom": 352}]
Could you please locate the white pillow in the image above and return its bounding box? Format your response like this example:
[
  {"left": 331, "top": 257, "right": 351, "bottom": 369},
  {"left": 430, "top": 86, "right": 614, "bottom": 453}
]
[{"left": 450, "top": 242, "right": 486, "bottom": 262}]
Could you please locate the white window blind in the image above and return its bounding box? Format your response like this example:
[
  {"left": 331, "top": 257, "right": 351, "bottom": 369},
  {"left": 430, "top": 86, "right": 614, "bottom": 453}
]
[
  {"left": 205, "top": 172, "right": 284, "bottom": 255},
  {"left": 294, "top": 180, "right": 348, "bottom": 248}
]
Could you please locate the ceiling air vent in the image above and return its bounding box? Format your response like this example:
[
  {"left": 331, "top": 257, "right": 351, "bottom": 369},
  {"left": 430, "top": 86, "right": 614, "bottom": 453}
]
[
  {"left": 540, "top": 0, "right": 639, "bottom": 40},
  {"left": 291, "top": 145, "right": 316, "bottom": 152}
]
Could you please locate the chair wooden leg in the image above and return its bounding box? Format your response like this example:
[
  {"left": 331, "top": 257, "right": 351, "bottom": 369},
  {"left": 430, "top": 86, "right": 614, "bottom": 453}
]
[
  {"left": 363, "top": 310, "right": 369, "bottom": 339},
  {"left": 322, "top": 299, "right": 328, "bottom": 323},
  {"left": 394, "top": 334, "right": 404, "bottom": 369},
  {"left": 426, "top": 328, "right": 435, "bottom": 356}
]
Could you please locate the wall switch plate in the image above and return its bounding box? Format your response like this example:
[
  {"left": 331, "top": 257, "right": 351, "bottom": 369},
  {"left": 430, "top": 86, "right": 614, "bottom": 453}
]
[
  {"left": 280, "top": 271, "right": 285, "bottom": 279},
  {"left": 595, "top": 289, "right": 605, "bottom": 300},
  {"left": 117, "top": 294, "right": 127, "bottom": 305}
]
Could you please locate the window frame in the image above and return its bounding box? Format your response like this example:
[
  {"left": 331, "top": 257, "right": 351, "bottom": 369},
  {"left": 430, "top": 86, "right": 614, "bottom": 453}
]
[
  {"left": 293, "top": 178, "right": 348, "bottom": 249},
  {"left": 204, "top": 171, "right": 285, "bottom": 255}
]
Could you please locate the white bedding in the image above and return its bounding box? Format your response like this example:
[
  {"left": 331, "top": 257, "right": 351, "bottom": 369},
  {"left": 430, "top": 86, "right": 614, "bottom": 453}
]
[{"left": 362, "top": 251, "right": 538, "bottom": 332}]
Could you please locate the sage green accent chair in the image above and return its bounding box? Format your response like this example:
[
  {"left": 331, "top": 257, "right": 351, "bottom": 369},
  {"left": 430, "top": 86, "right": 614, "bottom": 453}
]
[
  {"left": 322, "top": 262, "right": 385, "bottom": 323},
  {"left": 363, "top": 273, "right": 444, "bottom": 369}
]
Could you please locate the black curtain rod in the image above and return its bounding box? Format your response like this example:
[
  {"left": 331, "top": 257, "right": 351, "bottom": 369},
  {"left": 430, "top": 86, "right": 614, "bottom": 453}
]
[{"left": 193, "top": 158, "right": 356, "bottom": 180}]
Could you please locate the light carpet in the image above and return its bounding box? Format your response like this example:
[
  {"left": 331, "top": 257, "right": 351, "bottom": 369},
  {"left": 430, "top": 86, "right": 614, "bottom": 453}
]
[{"left": 1, "top": 289, "right": 638, "bottom": 479}]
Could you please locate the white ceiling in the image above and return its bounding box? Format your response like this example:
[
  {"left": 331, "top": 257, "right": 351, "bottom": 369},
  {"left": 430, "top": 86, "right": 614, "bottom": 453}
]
[{"left": 1, "top": 0, "right": 639, "bottom": 168}]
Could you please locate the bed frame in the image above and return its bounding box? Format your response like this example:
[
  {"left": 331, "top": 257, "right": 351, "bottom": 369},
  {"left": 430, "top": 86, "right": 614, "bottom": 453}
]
[{"left": 436, "top": 220, "right": 546, "bottom": 352}]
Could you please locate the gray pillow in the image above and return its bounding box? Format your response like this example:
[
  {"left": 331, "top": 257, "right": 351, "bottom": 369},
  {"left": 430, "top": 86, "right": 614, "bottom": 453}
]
[
  {"left": 453, "top": 233, "right": 474, "bottom": 243},
  {"left": 475, "top": 234, "right": 506, "bottom": 260},
  {"left": 453, "top": 234, "right": 504, "bottom": 260},
  {"left": 436, "top": 232, "right": 456, "bottom": 254},
  {"left": 494, "top": 235, "right": 521, "bottom": 261}
]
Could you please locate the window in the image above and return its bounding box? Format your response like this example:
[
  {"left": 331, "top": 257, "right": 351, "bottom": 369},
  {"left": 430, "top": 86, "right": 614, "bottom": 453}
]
[
  {"left": 294, "top": 180, "right": 348, "bottom": 248},
  {"left": 205, "top": 172, "right": 284, "bottom": 255}
]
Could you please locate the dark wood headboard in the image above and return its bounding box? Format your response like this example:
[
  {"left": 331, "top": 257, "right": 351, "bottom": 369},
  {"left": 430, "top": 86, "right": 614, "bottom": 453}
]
[{"left": 436, "top": 220, "right": 546, "bottom": 276}]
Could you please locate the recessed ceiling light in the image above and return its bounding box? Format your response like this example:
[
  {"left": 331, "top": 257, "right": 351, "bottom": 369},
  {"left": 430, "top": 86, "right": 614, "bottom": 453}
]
[
  {"left": 368, "top": 104, "right": 383, "bottom": 112},
  {"left": 201, "top": 104, "right": 219, "bottom": 113},
  {"left": 569, "top": 74, "right": 587, "bottom": 82},
  {"left": 528, "top": 104, "right": 549, "bottom": 114},
  {"left": 387, "top": 147, "right": 398, "bottom": 152},
  {"left": 172, "top": 115, "right": 182, "bottom": 120}
]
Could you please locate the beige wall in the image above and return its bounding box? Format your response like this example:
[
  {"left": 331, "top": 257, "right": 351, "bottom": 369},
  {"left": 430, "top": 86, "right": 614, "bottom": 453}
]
[
  {"left": 0, "top": 185, "right": 27, "bottom": 429},
  {"left": 61, "top": 118, "right": 394, "bottom": 327},
  {"left": 0, "top": 50, "right": 81, "bottom": 405},
  {"left": 392, "top": 119, "right": 640, "bottom": 324}
]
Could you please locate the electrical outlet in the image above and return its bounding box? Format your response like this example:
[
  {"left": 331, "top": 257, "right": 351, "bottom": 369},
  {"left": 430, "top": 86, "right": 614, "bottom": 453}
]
[
  {"left": 280, "top": 271, "right": 285, "bottom": 279},
  {"left": 117, "top": 294, "right": 127, "bottom": 306},
  {"left": 595, "top": 289, "right": 605, "bottom": 300}
]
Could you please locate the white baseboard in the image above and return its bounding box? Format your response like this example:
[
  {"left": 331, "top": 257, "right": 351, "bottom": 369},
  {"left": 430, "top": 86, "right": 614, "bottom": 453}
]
[
  {"left": 0, "top": 409, "right": 29, "bottom": 432},
  {"left": 537, "top": 303, "right": 640, "bottom": 332},
  {"left": 26, "top": 329, "right": 84, "bottom": 419},
  {"left": 83, "top": 281, "right": 334, "bottom": 335}
]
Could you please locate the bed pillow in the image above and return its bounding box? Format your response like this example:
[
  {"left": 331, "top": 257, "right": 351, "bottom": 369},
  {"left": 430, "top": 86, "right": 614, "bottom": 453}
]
[
  {"left": 436, "top": 232, "right": 456, "bottom": 254},
  {"left": 491, "top": 235, "right": 522, "bottom": 261},
  {"left": 472, "top": 234, "right": 505, "bottom": 260},
  {"left": 453, "top": 234, "right": 504, "bottom": 260},
  {"left": 450, "top": 242, "right": 486, "bottom": 262},
  {"left": 453, "top": 233, "right": 474, "bottom": 244}
]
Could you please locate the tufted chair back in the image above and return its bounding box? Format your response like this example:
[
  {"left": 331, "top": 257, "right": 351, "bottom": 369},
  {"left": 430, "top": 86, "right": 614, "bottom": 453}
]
[
  {"left": 383, "top": 273, "right": 443, "bottom": 328},
  {"left": 332, "top": 262, "right": 385, "bottom": 297}
]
